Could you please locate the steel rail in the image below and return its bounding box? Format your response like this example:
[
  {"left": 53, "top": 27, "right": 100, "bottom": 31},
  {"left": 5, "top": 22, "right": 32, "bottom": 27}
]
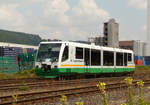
[
  {"left": 0, "top": 76, "right": 126, "bottom": 92},
  {"left": 0, "top": 79, "right": 150, "bottom": 105}
]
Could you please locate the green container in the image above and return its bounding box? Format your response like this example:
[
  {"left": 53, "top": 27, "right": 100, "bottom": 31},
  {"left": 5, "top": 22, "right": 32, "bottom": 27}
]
[
  {"left": 0, "top": 52, "right": 36, "bottom": 73},
  {"left": 0, "top": 56, "right": 19, "bottom": 74},
  {"left": 18, "top": 52, "right": 36, "bottom": 70}
]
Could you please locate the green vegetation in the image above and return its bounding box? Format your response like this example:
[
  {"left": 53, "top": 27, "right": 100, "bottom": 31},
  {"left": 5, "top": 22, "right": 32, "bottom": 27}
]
[
  {"left": 0, "top": 69, "right": 37, "bottom": 80},
  {"left": 60, "top": 95, "right": 83, "bottom": 105},
  {"left": 59, "top": 78, "right": 150, "bottom": 105},
  {"left": 12, "top": 94, "right": 18, "bottom": 105},
  {"left": 96, "top": 77, "right": 150, "bottom": 105},
  {"left": 136, "top": 66, "right": 150, "bottom": 70},
  {"left": 60, "top": 95, "right": 67, "bottom": 105},
  {"left": 137, "top": 81, "right": 144, "bottom": 105},
  {"left": 124, "top": 77, "right": 134, "bottom": 105},
  {"left": 18, "top": 81, "right": 29, "bottom": 91},
  {"left": 97, "top": 82, "right": 108, "bottom": 105},
  {"left": 0, "top": 29, "right": 41, "bottom": 46},
  {"left": 135, "top": 66, "right": 150, "bottom": 74}
]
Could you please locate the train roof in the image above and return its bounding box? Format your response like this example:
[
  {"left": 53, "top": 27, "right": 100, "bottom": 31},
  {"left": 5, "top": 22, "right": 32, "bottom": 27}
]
[{"left": 40, "top": 41, "right": 133, "bottom": 53}]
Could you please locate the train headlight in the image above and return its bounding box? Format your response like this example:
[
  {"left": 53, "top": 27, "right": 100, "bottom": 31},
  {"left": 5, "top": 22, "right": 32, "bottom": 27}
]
[
  {"left": 36, "top": 65, "right": 39, "bottom": 68},
  {"left": 35, "top": 62, "right": 41, "bottom": 68},
  {"left": 54, "top": 65, "right": 58, "bottom": 68}
]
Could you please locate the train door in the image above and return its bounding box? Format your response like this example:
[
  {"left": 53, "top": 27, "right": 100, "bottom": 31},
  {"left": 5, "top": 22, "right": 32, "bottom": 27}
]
[{"left": 84, "top": 48, "right": 90, "bottom": 73}]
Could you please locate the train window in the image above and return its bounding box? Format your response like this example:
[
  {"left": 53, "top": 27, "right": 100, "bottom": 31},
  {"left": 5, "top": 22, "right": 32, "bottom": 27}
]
[
  {"left": 62, "top": 46, "right": 69, "bottom": 62},
  {"left": 124, "top": 53, "right": 127, "bottom": 66},
  {"left": 91, "top": 49, "right": 101, "bottom": 66},
  {"left": 84, "top": 48, "right": 90, "bottom": 66},
  {"left": 103, "top": 51, "right": 114, "bottom": 66},
  {"left": 128, "top": 53, "right": 132, "bottom": 62},
  {"left": 76, "top": 47, "right": 83, "bottom": 59},
  {"left": 116, "top": 52, "right": 123, "bottom": 66}
]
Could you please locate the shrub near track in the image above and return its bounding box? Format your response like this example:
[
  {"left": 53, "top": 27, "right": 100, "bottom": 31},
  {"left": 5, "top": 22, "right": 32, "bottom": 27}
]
[
  {"left": 0, "top": 69, "right": 37, "bottom": 80},
  {"left": 136, "top": 66, "right": 150, "bottom": 70},
  {"left": 135, "top": 66, "right": 150, "bottom": 74}
]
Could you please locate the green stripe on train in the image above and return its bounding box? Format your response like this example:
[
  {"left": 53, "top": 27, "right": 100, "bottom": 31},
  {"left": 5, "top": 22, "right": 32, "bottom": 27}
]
[{"left": 35, "top": 67, "right": 135, "bottom": 78}]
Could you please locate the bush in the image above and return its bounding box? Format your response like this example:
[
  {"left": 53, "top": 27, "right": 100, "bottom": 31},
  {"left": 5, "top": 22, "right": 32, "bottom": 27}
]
[
  {"left": 18, "top": 81, "right": 29, "bottom": 91},
  {"left": 0, "top": 69, "right": 37, "bottom": 80}
]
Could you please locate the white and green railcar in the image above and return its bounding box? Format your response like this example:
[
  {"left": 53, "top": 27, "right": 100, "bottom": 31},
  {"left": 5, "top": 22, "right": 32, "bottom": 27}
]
[{"left": 35, "top": 41, "right": 135, "bottom": 78}]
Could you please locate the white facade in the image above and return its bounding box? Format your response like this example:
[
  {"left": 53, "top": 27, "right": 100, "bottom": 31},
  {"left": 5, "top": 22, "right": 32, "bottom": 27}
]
[
  {"left": 147, "top": 0, "right": 150, "bottom": 56},
  {"left": 133, "top": 40, "right": 146, "bottom": 56},
  {"left": 104, "top": 19, "right": 119, "bottom": 48},
  {"left": 0, "top": 42, "right": 38, "bottom": 49}
]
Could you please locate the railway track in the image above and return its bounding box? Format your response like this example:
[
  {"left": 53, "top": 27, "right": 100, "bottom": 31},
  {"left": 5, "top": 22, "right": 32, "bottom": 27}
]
[
  {"left": 0, "top": 78, "right": 48, "bottom": 85},
  {"left": 0, "top": 82, "right": 49, "bottom": 92},
  {"left": 0, "top": 72, "right": 149, "bottom": 92},
  {"left": 0, "top": 76, "right": 127, "bottom": 92},
  {"left": 0, "top": 73, "right": 149, "bottom": 93},
  {"left": 1, "top": 79, "right": 150, "bottom": 105}
]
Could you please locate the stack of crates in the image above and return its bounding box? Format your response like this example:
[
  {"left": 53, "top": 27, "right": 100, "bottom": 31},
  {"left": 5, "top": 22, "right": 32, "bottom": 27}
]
[
  {"left": 135, "top": 56, "right": 143, "bottom": 66},
  {"left": 3, "top": 47, "right": 17, "bottom": 57}
]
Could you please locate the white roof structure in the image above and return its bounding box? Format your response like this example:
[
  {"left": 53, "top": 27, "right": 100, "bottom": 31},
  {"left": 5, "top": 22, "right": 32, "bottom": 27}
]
[
  {"left": 0, "top": 42, "right": 38, "bottom": 49},
  {"left": 40, "top": 41, "right": 133, "bottom": 53}
]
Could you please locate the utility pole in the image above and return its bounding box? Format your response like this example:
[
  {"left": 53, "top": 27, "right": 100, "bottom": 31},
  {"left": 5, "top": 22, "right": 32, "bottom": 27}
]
[{"left": 147, "top": 0, "right": 150, "bottom": 56}]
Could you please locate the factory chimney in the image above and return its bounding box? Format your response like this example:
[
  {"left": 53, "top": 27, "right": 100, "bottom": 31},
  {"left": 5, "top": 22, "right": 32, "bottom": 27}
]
[{"left": 147, "top": 0, "right": 150, "bottom": 56}]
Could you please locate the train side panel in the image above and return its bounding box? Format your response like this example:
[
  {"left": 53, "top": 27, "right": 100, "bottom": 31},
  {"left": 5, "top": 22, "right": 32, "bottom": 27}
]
[{"left": 35, "top": 42, "right": 135, "bottom": 78}]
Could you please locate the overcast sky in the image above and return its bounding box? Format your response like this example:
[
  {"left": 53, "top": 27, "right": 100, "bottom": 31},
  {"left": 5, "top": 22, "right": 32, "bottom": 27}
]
[{"left": 0, "top": 0, "right": 147, "bottom": 41}]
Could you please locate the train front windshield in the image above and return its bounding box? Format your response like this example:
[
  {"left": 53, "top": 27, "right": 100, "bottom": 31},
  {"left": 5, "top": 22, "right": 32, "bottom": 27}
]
[{"left": 37, "top": 43, "right": 61, "bottom": 62}]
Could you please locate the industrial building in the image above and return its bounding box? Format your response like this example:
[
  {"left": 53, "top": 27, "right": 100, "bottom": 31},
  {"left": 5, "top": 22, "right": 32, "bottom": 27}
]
[
  {"left": 89, "top": 19, "right": 119, "bottom": 48},
  {"left": 88, "top": 17, "right": 149, "bottom": 65},
  {"left": 147, "top": 0, "right": 150, "bottom": 56},
  {"left": 103, "top": 19, "right": 119, "bottom": 48},
  {"left": 119, "top": 40, "right": 147, "bottom": 65},
  {"left": 88, "top": 37, "right": 104, "bottom": 46},
  {"left": 119, "top": 40, "right": 146, "bottom": 57},
  {"left": 119, "top": 1, "right": 150, "bottom": 65},
  {"left": 119, "top": 40, "right": 134, "bottom": 50},
  {"left": 0, "top": 42, "right": 38, "bottom": 50}
]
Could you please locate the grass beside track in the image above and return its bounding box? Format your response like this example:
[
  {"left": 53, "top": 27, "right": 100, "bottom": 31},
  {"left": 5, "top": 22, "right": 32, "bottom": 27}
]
[
  {"left": 136, "top": 65, "right": 150, "bottom": 70},
  {"left": 0, "top": 66, "right": 150, "bottom": 80},
  {"left": 135, "top": 66, "right": 150, "bottom": 74},
  {"left": 0, "top": 69, "right": 37, "bottom": 80}
]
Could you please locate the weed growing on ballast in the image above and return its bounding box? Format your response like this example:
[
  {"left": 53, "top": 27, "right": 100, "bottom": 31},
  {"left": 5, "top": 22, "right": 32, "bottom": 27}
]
[
  {"left": 137, "top": 80, "right": 144, "bottom": 105},
  {"left": 97, "top": 82, "right": 108, "bottom": 105},
  {"left": 18, "top": 81, "right": 29, "bottom": 91},
  {"left": 60, "top": 95, "right": 67, "bottom": 105},
  {"left": 76, "top": 102, "right": 84, "bottom": 105},
  {"left": 124, "top": 77, "right": 134, "bottom": 105},
  {"left": 12, "top": 94, "right": 18, "bottom": 105}
]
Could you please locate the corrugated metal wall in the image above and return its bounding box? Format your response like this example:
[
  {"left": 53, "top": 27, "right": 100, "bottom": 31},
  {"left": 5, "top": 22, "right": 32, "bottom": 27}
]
[{"left": 0, "top": 46, "right": 36, "bottom": 73}]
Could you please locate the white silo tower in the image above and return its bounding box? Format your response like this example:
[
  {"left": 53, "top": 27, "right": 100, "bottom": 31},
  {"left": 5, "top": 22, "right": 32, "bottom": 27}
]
[{"left": 147, "top": 0, "right": 150, "bottom": 56}]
